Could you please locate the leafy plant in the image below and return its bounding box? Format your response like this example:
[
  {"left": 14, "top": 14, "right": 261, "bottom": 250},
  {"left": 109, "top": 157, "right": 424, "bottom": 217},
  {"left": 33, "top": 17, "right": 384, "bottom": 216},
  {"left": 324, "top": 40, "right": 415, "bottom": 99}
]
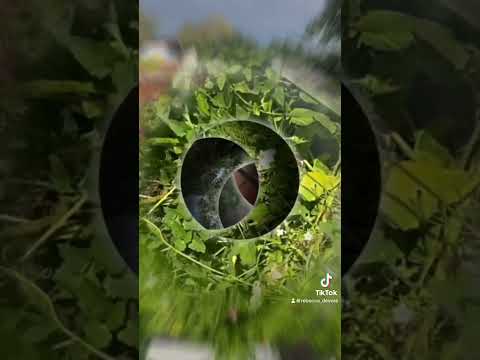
[
  {"left": 0, "top": 1, "right": 138, "bottom": 359},
  {"left": 343, "top": 1, "right": 480, "bottom": 358},
  {"left": 140, "top": 41, "right": 342, "bottom": 358}
]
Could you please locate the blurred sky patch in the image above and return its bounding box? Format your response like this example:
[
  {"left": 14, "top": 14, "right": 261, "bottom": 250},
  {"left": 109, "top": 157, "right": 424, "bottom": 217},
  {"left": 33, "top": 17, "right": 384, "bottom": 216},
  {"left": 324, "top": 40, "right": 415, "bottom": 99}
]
[{"left": 140, "top": 0, "right": 327, "bottom": 44}]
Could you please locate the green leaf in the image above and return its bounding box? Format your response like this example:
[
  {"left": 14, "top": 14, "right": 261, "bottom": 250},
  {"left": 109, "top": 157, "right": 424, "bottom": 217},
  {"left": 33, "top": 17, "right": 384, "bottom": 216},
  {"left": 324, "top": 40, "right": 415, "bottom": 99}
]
[
  {"left": 21, "top": 80, "right": 95, "bottom": 97},
  {"left": 266, "top": 67, "right": 280, "bottom": 83},
  {"left": 261, "top": 99, "right": 273, "bottom": 113},
  {"left": 104, "top": 274, "right": 137, "bottom": 299},
  {"left": 357, "top": 10, "right": 470, "bottom": 68},
  {"left": 313, "top": 159, "right": 331, "bottom": 172},
  {"left": 196, "top": 92, "right": 210, "bottom": 117},
  {"left": 234, "top": 81, "right": 258, "bottom": 94},
  {"left": 154, "top": 99, "right": 189, "bottom": 137},
  {"left": 357, "top": 11, "right": 415, "bottom": 33},
  {"left": 381, "top": 158, "right": 480, "bottom": 230},
  {"left": 273, "top": 87, "right": 285, "bottom": 105},
  {"left": 154, "top": 96, "right": 171, "bottom": 117},
  {"left": 352, "top": 75, "right": 400, "bottom": 95},
  {"left": 415, "top": 19, "right": 470, "bottom": 70},
  {"left": 112, "top": 61, "right": 136, "bottom": 94},
  {"left": 57, "top": 244, "right": 91, "bottom": 271},
  {"left": 205, "top": 78, "right": 214, "bottom": 89},
  {"left": 67, "top": 36, "right": 120, "bottom": 78},
  {"left": 84, "top": 321, "right": 112, "bottom": 349},
  {"left": 300, "top": 170, "right": 338, "bottom": 202},
  {"left": 174, "top": 239, "right": 187, "bottom": 251},
  {"left": 118, "top": 320, "right": 138, "bottom": 348},
  {"left": 356, "top": 11, "right": 415, "bottom": 51},
  {"left": 169, "top": 221, "right": 193, "bottom": 251},
  {"left": 188, "top": 237, "right": 206, "bottom": 253},
  {"left": 162, "top": 118, "right": 189, "bottom": 137},
  {"left": 315, "top": 113, "right": 336, "bottom": 134},
  {"left": 223, "top": 85, "right": 233, "bottom": 108},
  {"left": 147, "top": 137, "right": 180, "bottom": 146},
  {"left": 105, "top": 302, "right": 126, "bottom": 331},
  {"left": 290, "top": 108, "right": 318, "bottom": 126},
  {"left": 243, "top": 68, "right": 252, "bottom": 81},
  {"left": 232, "top": 241, "right": 257, "bottom": 266},
  {"left": 288, "top": 136, "right": 308, "bottom": 145},
  {"left": 168, "top": 221, "right": 188, "bottom": 239},
  {"left": 249, "top": 203, "right": 269, "bottom": 223},
  {"left": 252, "top": 103, "right": 261, "bottom": 116},
  {"left": 227, "top": 65, "right": 242, "bottom": 74},
  {"left": 216, "top": 73, "right": 226, "bottom": 90},
  {"left": 81, "top": 101, "right": 103, "bottom": 119},
  {"left": 358, "top": 31, "right": 414, "bottom": 51},
  {"left": 212, "top": 92, "right": 227, "bottom": 108},
  {"left": 414, "top": 131, "right": 454, "bottom": 167}
]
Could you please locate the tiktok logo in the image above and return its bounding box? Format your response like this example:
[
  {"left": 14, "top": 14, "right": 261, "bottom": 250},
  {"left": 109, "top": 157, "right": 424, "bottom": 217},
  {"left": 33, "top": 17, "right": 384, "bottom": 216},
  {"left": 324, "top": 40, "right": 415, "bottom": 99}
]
[{"left": 320, "top": 273, "right": 333, "bottom": 288}]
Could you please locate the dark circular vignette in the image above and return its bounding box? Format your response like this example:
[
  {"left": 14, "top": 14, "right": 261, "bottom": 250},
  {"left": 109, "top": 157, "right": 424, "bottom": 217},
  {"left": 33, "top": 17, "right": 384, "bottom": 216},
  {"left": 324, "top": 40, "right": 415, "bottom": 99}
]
[
  {"left": 341, "top": 84, "right": 382, "bottom": 275},
  {"left": 100, "top": 86, "right": 139, "bottom": 274}
]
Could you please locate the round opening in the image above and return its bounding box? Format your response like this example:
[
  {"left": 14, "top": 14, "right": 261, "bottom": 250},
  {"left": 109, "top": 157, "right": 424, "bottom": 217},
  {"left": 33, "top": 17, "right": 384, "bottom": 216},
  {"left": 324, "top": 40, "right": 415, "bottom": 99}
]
[{"left": 180, "top": 120, "right": 299, "bottom": 238}]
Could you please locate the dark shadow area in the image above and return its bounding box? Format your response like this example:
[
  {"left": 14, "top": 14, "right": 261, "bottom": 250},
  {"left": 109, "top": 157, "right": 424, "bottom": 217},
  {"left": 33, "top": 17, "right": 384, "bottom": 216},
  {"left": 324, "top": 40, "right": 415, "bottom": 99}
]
[
  {"left": 100, "top": 86, "right": 139, "bottom": 274},
  {"left": 341, "top": 84, "right": 381, "bottom": 275}
]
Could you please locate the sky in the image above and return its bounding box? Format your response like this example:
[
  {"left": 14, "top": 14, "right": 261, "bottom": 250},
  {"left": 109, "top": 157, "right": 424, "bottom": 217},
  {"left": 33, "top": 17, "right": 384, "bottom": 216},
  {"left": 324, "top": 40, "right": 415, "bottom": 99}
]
[{"left": 140, "top": 0, "right": 327, "bottom": 44}]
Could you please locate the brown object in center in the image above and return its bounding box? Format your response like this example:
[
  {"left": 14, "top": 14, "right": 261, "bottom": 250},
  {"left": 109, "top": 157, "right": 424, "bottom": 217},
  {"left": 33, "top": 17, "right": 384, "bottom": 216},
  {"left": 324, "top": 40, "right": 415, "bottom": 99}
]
[{"left": 233, "top": 165, "right": 259, "bottom": 205}]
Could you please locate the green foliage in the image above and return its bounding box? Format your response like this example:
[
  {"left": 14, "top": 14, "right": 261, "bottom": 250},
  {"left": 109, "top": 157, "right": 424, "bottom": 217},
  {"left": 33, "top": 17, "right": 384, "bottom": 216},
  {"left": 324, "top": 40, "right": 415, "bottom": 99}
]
[
  {"left": 355, "top": 10, "right": 470, "bottom": 69},
  {"left": 343, "top": 1, "right": 480, "bottom": 358},
  {"left": 140, "top": 41, "right": 341, "bottom": 358},
  {"left": 382, "top": 134, "right": 480, "bottom": 230},
  {"left": 0, "top": 1, "right": 138, "bottom": 359}
]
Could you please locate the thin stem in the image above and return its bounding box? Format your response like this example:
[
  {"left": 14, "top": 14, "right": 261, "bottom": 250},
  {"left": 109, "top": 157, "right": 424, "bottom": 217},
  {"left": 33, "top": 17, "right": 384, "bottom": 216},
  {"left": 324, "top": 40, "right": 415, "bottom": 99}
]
[
  {"left": 142, "top": 218, "right": 253, "bottom": 287},
  {"left": 391, "top": 132, "right": 415, "bottom": 160},
  {"left": 0, "top": 214, "right": 31, "bottom": 223},
  {"left": 0, "top": 266, "right": 116, "bottom": 360},
  {"left": 20, "top": 192, "right": 87, "bottom": 262},
  {"left": 147, "top": 186, "right": 176, "bottom": 215},
  {"left": 314, "top": 182, "right": 340, "bottom": 226},
  {"left": 235, "top": 91, "right": 284, "bottom": 117},
  {"left": 5, "top": 178, "right": 56, "bottom": 189},
  {"left": 52, "top": 339, "right": 76, "bottom": 350},
  {"left": 303, "top": 160, "right": 314, "bottom": 171},
  {"left": 142, "top": 217, "right": 225, "bottom": 276}
]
